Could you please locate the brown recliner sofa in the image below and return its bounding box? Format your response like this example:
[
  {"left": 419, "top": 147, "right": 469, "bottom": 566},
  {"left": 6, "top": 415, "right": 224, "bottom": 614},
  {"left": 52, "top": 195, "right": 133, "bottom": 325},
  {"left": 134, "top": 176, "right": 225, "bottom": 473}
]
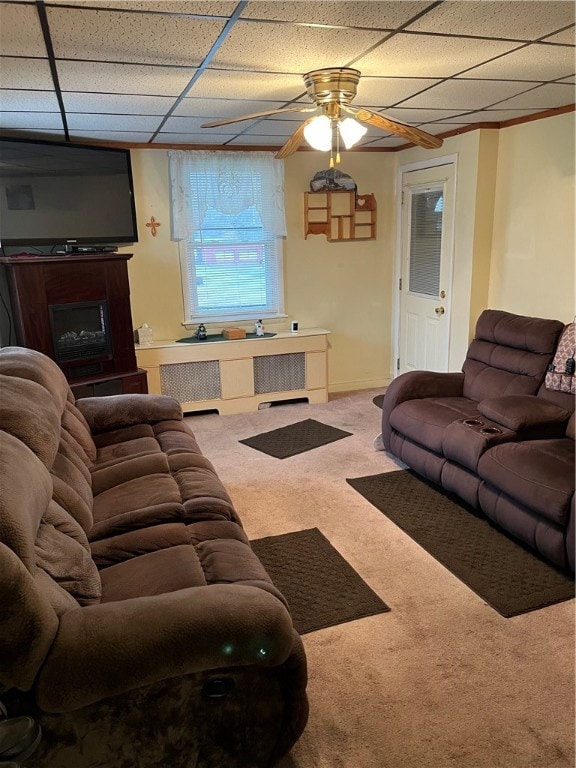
[
  {"left": 0, "top": 346, "right": 308, "bottom": 768},
  {"left": 381, "top": 310, "right": 575, "bottom": 572}
]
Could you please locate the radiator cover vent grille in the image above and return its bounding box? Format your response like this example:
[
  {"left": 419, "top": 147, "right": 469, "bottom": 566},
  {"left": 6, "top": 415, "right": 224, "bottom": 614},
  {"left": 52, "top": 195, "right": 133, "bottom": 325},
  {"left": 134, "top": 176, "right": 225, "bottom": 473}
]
[
  {"left": 254, "top": 352, "right": 306, "bottom": 394},
  {"left": 160, "top": 360, "right": 221, "bottom": 402}
]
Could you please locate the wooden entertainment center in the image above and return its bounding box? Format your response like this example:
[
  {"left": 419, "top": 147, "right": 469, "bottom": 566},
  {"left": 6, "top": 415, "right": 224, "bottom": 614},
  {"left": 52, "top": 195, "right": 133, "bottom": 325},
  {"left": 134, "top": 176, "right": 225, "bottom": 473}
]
[{"left": 0, "top": 252, "right": 147, "bottom": 396}]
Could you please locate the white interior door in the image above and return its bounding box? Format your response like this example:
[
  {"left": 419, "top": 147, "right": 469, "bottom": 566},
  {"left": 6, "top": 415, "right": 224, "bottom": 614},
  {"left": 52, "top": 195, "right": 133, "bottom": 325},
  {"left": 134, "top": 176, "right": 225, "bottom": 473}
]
[{"left": 398, "top": 163, "right": 455, "bottom": 374}]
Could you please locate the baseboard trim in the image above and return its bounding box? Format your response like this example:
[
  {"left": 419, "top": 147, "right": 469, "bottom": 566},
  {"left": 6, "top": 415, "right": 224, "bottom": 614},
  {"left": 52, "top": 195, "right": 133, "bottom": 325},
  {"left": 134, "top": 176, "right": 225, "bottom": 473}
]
[{"left": 329, "top": 377, "right": 391, "bottom": 394}]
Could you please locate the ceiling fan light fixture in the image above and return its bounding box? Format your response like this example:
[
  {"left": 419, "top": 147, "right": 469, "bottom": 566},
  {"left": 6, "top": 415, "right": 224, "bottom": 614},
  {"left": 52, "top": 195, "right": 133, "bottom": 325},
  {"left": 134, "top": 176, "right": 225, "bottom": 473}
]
[
  {"left": 303, "top": 115, "right": 332, "bottom": 151},
  {"left": 337, "top": 117, "right": 367, "bottom": 149}
]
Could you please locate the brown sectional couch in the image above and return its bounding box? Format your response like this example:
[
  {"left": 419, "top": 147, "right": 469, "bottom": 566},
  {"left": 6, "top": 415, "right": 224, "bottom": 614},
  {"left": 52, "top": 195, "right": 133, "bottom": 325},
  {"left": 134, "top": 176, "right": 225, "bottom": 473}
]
[
  {"left": 381, "top": 310, "right": 575, "bottom": 572},
  {"left": 0, "top": 346, "right": 308, "bottom": 768}
]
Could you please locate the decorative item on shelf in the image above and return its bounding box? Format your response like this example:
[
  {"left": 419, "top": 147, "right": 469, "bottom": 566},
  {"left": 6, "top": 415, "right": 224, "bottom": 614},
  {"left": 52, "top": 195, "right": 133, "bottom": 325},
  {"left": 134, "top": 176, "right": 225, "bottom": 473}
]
[
  {"left": 255, "top": 320, "right": 264, "bottom": 337},
  {"left": 146, "top": 216, "right": 161, "bottom": 237},
  {"left": 135, "top": 323, "right": 153, "bottom": 345},
  {"left": 310, "top": 168, "right": 356, "bottom": 192},
  {"left": 223, "top": 327, "right": 247, "bottom": 340},
  {"left": 195, "top": 324, "right": 207, "bottom": 340}
]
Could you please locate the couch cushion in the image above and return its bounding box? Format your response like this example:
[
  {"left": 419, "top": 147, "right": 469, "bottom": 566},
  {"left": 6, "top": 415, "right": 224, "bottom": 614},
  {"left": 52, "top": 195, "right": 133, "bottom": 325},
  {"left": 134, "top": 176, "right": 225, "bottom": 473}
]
[
  {"left": 99, "top": 545, "right": 207, "bottom": 601},
  {"left": 91, "top": 523, "right": 193, "bottom": 568},
  {"left": 478, "top": 395, "right": 570, "bottom": 432},
  {"left": 389, "top": 397, "right": 480, "bottom": 454},
  {"left": 0, "top": 375, "right": 61, "bottom": 470},
  {"left": 35, "top": 519, "right": 101, "bottom": 606},
  {"left": 62, "top": 402, "right": 97, "bottom": 463},
  {"left": 462, "top": 311, "right": 563, "bottom": 403},
  {"left": 0, "top": 346, "right": 70, "bottom": 413},
  {"left": 478, "top": 439, "right": 575, "bottom": 526}
]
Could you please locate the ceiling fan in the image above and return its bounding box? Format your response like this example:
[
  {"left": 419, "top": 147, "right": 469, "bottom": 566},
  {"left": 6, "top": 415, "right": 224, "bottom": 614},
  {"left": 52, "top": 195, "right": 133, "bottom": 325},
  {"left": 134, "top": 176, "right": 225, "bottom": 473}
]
[{"left": 201, "top": 67, "right": 443, "bottom": 160}]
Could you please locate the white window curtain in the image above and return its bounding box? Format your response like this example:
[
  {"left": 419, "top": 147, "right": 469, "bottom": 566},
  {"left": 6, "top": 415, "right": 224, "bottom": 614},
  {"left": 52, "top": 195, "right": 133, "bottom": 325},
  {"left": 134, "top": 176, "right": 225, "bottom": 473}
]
[
  {"left": 168, "top": 150, "right": 286, "bottom": 324},
  {"left": 168, "top": 150, "right": 286, "bottom": 240}
]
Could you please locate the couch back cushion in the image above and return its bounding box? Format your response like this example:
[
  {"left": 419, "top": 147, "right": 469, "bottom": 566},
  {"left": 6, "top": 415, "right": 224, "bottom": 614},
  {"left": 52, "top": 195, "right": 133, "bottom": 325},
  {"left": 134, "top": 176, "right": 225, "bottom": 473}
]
[
  {"left": 36, "top": 501, "right": 101, "bottom": 606},
  {"left": 0, "top": 374, "right": 61, "bottom": 469},
  {"left": 462, "top": 310, "right": 564, "bottom": 402},
  {"left": 0, "top": 346, "right": 70, "bottom": 414}
]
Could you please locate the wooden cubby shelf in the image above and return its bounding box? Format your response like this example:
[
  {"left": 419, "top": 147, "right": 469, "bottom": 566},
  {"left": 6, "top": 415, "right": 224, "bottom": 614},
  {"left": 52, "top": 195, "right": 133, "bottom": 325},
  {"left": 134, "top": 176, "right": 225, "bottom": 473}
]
[{"left": 304, "top": 190, "right": 377, "bottom": 242}]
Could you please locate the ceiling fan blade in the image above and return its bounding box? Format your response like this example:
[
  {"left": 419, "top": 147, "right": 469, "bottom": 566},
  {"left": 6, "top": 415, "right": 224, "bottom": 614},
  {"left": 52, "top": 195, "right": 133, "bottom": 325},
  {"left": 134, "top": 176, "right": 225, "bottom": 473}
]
[
  {"left": 202, "top": 106, "right": 316, "bottom": 129},
  {"left": 348, "top": 107, "right": 443, "bottom": 149},
  {"left": 275, "top": 117, "right": 316, "bottom": 159}
]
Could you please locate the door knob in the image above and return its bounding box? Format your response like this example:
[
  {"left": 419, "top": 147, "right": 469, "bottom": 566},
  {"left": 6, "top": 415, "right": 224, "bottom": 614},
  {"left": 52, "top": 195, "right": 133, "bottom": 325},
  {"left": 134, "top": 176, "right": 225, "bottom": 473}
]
[{"left": 435, "top": 306, "right": 445, "bottom": 315}]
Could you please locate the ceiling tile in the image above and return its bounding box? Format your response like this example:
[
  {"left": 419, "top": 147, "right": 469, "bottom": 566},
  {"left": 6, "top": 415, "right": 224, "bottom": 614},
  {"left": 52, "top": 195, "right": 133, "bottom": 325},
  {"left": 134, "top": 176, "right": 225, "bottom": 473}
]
[
  {"left": 62, "top": 92, "right": 177, "bottom": 114},
  {"left": 56, "top": 61, "right": 196, "bottom": 96},
  {"left": 0, "top": 57, "right": 54, "bottom": 90},
  {"left": 406, "top": 1, "right": 575, "bottom": 41},
  {"left": 46, "top": 7, "right": 225, "bottom": 66},
  {"left": 186, "top": 70, "right": 306, "bottom": 101},
  {"left": 163, "top": 115, "right": 239, "bottom": 134},
  {"left": 226, "top": 134, "right": 287, "bottom": 146},
  {"left": 354, "top": 77, "right": 443, "bottom": 107},
  {"left": 354, "top": 33, "right": 521, "bottom": 78},
  {"left": 239, "top": 1, "right": 432, "bottom": 29},
  {"left": 0, "top": 3, "right": 46, "bottom": 57},
  {"left": 460, "top": 42, "right": 576, "bottom": 81},
  {"left": 358, "top": 136, "right": 407, "bottom": 147},
  {"left": 541, "top": 26, "right": 575, "bottom": 44},
  {"left": 0, "top": 89, "right": 60, "bottom": 112},
  {"left": 208, "top": 20, "right": 386, "bottom": 73},
  {"left": 66, "top": 114, "right": 163, "bottom": 131},
  {"left": 0, "top": 112, "right": 63, "bottom": 130},
  {"left": 68, "top": 131, "right": 154, "bottom": 142},
  {"left": 488, "top": 82, "right": 576, "bottom": 109},
  {"left": 381, "top": 107, "right": 470, "bottom": 124},
  {"left": 242, "top": 119, "right": 311, "bottom": 137},
  {"left": 151, "top": 132, "right": 234, "bottom": 144},
  {"left": 173, "top": 97, "right": 304, "bottom": 118},
  {"left": 399, "top": 79, "right": 533, "bottom": 109},
  {"left": 433, "top": 108, "right": 545, "bottom": 123},
  {"left": 47, "top": 1, "right": 238, "bottom": 14}
]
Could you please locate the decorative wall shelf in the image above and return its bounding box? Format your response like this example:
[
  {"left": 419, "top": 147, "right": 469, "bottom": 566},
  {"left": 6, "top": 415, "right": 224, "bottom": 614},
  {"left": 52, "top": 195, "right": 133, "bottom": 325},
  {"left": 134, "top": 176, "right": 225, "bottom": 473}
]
[{"left": 304, "top": 190, "right": 376, "bottom": 242}]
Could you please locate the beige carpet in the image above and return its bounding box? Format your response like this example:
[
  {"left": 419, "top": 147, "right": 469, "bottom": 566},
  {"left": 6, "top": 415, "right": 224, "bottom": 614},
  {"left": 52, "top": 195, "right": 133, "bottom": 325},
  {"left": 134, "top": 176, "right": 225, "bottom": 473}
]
[{"left": 184, "top": 390, "right": 575, "bottom": 768}]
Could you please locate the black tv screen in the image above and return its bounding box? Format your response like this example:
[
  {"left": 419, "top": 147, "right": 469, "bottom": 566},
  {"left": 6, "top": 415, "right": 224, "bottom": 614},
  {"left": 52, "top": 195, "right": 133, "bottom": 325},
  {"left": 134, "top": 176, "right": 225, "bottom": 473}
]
[{"left": 0, "top": 138, "right": 138, "bottom": 248}]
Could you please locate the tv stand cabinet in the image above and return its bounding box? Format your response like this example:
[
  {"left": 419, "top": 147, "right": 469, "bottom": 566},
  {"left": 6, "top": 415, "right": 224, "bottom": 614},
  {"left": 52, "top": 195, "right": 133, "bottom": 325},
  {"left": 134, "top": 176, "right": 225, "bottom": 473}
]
[{"left": 0, "top": 252, "right": 147, "bottom": 395}]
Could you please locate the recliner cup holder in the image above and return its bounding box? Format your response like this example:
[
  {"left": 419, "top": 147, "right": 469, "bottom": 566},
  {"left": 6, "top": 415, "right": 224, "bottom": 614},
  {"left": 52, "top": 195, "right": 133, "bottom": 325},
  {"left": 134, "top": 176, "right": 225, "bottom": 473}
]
[
  {"left": 464, "top": 419, "right": 484, "bottom": 427},
  {"left": 480, "top": 426, "right": 502, "bottom": 435}
]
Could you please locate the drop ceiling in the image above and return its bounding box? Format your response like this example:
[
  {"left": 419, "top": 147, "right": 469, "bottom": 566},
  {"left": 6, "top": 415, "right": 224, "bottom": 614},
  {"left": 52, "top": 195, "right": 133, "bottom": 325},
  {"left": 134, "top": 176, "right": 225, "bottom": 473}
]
[{"left": 0, "top": 0, "right": 574, "bottom": 150}]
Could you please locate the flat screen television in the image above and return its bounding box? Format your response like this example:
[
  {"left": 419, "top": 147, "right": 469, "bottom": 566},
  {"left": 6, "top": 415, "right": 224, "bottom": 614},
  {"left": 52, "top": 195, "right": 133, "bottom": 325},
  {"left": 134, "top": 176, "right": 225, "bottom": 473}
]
[{"left": 0, "top": 137, "right": 138, "bottom": 249}]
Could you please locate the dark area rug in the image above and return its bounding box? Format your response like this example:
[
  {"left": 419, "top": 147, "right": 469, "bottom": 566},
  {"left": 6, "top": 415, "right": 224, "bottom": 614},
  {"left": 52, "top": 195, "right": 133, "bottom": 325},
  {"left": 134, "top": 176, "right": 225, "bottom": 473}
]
[
  {"left": 250, "top": 527, "right": 390, "bottom": 634},
  {"left": 240, "top": 418, "right": 352, "bottom": 459},
  {"left": 346, "top": 470, "right": 575, "bottom": 618}
]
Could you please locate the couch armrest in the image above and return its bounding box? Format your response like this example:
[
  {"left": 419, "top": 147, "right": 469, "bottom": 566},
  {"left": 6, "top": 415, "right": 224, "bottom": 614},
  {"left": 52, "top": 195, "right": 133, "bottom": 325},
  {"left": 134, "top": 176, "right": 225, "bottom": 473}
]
[
  {"left": 381, "top": 371, "right": 465, "bottom": 451},
  {"left": 76, "top": 394, "right": 183, "bottom": 433},
  {"left": 36, "top": 584, "right": 294, "bottom": 713},
  {"left": 478, "top": 395, "right": 570, "bottom": 432}
]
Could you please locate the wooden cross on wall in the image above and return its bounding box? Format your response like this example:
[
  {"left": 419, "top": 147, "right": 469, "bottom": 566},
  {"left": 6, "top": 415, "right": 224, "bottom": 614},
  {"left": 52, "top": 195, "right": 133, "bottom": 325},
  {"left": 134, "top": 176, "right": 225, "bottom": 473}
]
[{"left": 146, "top": 216, "right": 161, "bottom": 237}]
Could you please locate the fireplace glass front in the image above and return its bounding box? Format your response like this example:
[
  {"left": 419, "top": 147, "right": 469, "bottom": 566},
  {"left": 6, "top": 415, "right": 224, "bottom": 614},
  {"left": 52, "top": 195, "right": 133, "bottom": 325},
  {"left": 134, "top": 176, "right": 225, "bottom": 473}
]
[{"left": 49, "top": 301, "right": 112, "bottom": 363}]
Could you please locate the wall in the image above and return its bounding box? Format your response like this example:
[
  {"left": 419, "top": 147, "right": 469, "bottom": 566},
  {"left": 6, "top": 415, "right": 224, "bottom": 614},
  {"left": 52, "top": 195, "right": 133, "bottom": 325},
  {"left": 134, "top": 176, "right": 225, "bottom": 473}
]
[
  {"left": 489, "top": 111, "right": 575, "bottom": 322},
  {"left": 122, "top": 148, "right": 396, "bottom": 392},
  {"left": 123, "top": 110, "right": 575, "bottom": 392}
]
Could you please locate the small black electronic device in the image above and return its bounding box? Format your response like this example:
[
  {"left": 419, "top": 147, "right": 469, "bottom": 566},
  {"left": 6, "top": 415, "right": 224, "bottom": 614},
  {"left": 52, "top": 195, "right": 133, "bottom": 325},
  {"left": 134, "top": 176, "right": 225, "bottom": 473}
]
[{"left": 565, "top": 357, "right": 575, "bottom": 376}]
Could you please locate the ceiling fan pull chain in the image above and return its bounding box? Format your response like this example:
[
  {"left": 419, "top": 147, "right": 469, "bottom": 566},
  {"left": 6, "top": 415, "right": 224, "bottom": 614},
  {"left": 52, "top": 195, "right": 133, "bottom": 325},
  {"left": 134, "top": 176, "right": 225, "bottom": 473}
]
[{"left": 336, "top": 125, "right": 341, "bottom": 165}]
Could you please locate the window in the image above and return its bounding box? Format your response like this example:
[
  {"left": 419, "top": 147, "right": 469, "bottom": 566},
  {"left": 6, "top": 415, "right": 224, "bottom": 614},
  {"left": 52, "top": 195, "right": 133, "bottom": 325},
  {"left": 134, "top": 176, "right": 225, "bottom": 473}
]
[{"left": 169, "top": 150, "right": 286, "bottom": 324}]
